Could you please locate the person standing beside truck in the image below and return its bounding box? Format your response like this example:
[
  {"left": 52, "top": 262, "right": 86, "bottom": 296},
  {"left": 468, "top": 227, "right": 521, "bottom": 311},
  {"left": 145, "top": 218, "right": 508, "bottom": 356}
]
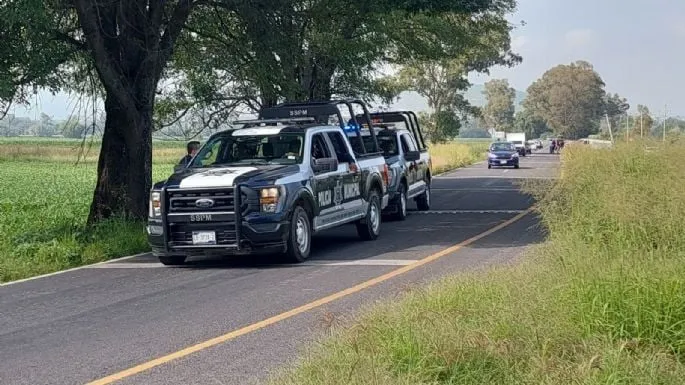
[{"left": 178, "top": 141, "right": 201, "bottom": 166}]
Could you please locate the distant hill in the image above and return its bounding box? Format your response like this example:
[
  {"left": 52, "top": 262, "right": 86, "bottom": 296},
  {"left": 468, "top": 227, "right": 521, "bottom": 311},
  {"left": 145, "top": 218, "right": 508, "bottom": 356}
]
[{"left": 387, "top": 84, "right": 527, "bottom": 113}]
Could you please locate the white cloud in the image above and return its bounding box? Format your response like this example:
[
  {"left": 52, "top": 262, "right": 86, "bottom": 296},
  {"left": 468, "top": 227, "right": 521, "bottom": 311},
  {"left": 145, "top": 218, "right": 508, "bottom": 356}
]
[
  {"left": 564, "top": 28, "right": 594, "bottom": 47},
  {"left": 511, "top": 35, "right": 527, "bottom": 50}
]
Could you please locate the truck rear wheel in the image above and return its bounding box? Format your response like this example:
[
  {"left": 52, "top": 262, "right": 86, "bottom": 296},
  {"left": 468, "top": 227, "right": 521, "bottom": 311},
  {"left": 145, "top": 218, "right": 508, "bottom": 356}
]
[
  {"left": 159, "top": 256, "right": 187, "bottom": 266},
  {"left": 285, "top": 205, "right": 312, "bottom": 262},
  {"left": 391, "top": 183, "right": 408, "bottom": 221},
  {"left": 356, "top": 189, "right": 381, "bottom": 240},
  {"left": 416, "top": 182, "right": 431, "bottom": 211}
]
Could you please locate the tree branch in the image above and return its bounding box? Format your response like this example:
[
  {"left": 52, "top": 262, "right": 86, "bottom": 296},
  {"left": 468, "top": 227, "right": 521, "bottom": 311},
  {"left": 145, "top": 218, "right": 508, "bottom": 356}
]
[
  {"left": 72, "top": 0, "right": 138, "bottom": 121},
  {"left": 156, "top": 0, "right": 195, "bottom": 82},
  {"left": 52, "top": 31, "right": 88, "bottom": 51},
  {"left": 0, "top": 101, "right": 12, "bottom": 120}
]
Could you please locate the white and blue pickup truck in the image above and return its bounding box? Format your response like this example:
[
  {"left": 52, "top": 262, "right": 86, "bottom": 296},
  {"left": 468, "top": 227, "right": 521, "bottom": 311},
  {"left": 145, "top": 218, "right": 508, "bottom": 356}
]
[
  {"left": 352, "top": 110, "right": 432, "bottom": 220},
  {"left": 146, "top": 100, "right": 390, "bottom": 265}
]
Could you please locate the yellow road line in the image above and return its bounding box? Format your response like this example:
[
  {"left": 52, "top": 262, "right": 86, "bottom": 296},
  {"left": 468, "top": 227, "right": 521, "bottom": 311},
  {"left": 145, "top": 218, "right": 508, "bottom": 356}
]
[{"left": 86, "top": 208, "right": 534, "bottom": 385}]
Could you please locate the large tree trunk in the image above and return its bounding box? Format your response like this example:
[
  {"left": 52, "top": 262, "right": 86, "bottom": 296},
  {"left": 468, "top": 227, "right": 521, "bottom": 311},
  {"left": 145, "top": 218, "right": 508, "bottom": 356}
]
[
  {"left": 72, "top": 0, "right": 194, "bottom": 224},
  {"left": 307, "top": 58, "right": 335, "bottom": 101},
  {"left": 87, "top": 96, "right": 153, "bottom": 224}
]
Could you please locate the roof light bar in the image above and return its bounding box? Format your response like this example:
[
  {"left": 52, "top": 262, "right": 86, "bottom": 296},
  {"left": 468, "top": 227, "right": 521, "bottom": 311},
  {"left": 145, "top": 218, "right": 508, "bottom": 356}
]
[{"left": 232, "top": 117, "right": 317, "bottom": 125}]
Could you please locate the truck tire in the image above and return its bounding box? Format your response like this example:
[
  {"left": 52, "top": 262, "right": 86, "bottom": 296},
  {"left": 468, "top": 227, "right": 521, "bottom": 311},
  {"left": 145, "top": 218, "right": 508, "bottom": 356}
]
[
  {"left": 416, "top": 182, "right": 431, "bottom": 211},
  {"left": 159, "top": 256, "right": 187, "bottom": 266},
  {"left": 285, "top": 205, "right": 312, "bottom": 262},
  {"left": 356, "top": 189, "right": 381, "bottom": 240},
  {"left": 391, "top": 183, "right": 408, "bottom": 221}
]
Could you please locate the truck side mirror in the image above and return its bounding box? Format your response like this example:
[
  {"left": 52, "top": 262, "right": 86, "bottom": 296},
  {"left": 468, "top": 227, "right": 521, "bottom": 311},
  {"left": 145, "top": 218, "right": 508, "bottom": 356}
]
[
  {"left": 405, "top": 150, "right": 420, "bottom": 161},
  {"left": 312, "top": 157, "right": 339, "bottom": 173}
]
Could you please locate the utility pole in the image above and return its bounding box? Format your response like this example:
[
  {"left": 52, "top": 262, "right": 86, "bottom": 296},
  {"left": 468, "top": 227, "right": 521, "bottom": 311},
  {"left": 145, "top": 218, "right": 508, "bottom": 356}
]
[
  {"left": 625, "top": 113, "right": 629, "bottom": 141},
  {"left": 605, "top": 113, "right": 614, "bottom": 143},
  {"left": 640, "top": 111, "right": 643, "bottom": 138},
  {"left": 663, "top": 104, "right": 667, "bottom": 142}
]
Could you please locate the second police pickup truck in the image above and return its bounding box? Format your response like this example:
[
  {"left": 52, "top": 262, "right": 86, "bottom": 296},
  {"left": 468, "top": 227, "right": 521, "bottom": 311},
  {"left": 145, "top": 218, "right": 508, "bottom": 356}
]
[
  {"left": 354, "top": 110, "right": 432, "bottom": 220},
  {"left": 147, "top": 100, "right": 390, "bottom": 265}
]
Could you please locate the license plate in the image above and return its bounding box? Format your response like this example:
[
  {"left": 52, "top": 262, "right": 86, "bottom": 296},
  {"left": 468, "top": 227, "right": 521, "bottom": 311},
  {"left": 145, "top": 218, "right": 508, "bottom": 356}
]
[
  {"left": 192, "top": 231, "right": 216, "bottom": 245},
  {"left": 500, "top": 160, "right": 507, "bottom": 164}
]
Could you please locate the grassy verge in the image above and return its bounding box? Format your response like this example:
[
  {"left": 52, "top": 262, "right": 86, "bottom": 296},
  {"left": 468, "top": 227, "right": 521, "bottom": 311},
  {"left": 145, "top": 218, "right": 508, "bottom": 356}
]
[
  {"left": 269, "top": 140, "right": 685, "bottom": 384},
  {"left": 429, "top": 141, "right": 489, "bottom": 175},
  {"left": 1, "top": 139, "right": 486, "bottom": 283}
]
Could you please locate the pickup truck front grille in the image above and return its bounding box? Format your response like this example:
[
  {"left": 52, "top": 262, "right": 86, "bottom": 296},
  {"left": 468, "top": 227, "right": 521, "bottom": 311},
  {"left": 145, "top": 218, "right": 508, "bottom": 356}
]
[
  {"left": 167, "top": 188, "right": 236, "bottom": 213},
  {"left": 165, "top": 188, "right": 239, "bottom": 248}
]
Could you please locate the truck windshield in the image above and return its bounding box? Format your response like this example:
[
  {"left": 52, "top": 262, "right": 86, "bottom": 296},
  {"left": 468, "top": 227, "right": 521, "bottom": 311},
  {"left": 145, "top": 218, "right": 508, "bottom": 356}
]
[{"left": 189, "top": 132, "right": 305, "bottom": 167}]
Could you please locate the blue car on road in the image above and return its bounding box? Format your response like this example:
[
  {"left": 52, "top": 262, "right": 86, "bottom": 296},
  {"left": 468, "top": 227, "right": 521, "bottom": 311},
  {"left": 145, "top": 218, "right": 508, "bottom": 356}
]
[{"left": 487, "top": 141, "right": 520, "bottom": 169}]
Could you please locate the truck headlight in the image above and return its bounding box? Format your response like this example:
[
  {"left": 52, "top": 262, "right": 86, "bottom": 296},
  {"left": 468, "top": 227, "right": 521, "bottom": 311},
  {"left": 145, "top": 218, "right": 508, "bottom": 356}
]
[
  {"left": 149, "top": 191, "right": 161, "bottom": 217},
  {"left": 259, "top": 187, "right": 283, "bottom": 213}
]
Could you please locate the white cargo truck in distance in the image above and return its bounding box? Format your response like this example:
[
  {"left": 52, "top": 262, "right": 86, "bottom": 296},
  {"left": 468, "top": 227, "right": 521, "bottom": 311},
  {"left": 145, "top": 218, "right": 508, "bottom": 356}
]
[{"left": 505, "top": 132, "right": 528, "bottom": 156}]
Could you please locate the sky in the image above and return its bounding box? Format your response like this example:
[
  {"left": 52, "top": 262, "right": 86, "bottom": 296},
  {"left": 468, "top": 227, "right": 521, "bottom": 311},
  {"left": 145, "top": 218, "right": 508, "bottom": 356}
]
[{"left": 9, "top": 0, "right": 685, "bottom": 120}]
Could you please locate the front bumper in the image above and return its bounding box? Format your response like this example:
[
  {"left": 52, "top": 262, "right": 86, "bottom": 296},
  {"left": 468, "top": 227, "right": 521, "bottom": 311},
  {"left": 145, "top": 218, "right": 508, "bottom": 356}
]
[
  {"left": 488, "top": 158, "right": 519, "bottom": 167},
  {"left": 147, "top": 213, "right": 290, "bottom": 258}
]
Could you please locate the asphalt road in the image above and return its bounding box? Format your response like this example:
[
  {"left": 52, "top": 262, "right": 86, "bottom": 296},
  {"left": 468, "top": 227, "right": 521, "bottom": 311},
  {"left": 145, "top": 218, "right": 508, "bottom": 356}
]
[{"left": 0, "top": 150, "right": 559, "bottom": 385}]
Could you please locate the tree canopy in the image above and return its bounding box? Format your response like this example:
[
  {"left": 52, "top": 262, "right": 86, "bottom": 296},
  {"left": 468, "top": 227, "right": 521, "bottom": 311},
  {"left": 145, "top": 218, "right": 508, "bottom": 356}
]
[
  {"left": 0, "top": 0, "right": 521, "bottom": 222},
  {"left": 513, "top": 108, "right": 548, "bottom": 139},
  {"left": 523, "top": 61, "right": 607, "bottom": 139},
  {"left": 482, "top": 79, "right": 516, "bottom": 132},
  {"left": 161, "top": 0, "right": 520, "bottom": 128}
]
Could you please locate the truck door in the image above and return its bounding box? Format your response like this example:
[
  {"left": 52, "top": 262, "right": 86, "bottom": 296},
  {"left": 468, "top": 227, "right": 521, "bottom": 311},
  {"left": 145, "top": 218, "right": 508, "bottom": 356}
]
[
  {"left": 400, "top": 133, "right": 418, "bottom": 192},
  {"left": 310, "top": 133, "right": 337, "bottom": 215},
  {"left": 310, "top": 133, "right": 353, "bottom": 230},
  {"left": 325, "top": 131, "right": 364, "bottom": 218},
  {"left": 403, "top": 132, "right": 427, "bottom": 184}
]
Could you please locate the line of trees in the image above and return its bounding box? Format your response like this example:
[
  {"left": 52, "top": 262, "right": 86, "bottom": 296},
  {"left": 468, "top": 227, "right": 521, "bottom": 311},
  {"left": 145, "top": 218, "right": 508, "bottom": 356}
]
[
  {"left": 0, "top": 0, "right": 520, "bottom": 223},
  {"left": 468, "top": 60, "right": 684, "bottom": 141}
]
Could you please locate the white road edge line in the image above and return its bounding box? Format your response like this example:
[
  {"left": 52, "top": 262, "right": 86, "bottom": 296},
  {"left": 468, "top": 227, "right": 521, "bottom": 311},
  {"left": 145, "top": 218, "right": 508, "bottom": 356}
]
[
  {"left": 413, "top": 210, "right": 526, "bottom": 214},
  {"left": 0, "top": 252, "right": 151, "bottom": 287},
  {"left": 301, "top": 259, "right": 419, "bottom": 266},
  {"left": 86, "top": 259, "right": 421, "bottom": 269},
  {"left": 435, "top": 176, "right": 559, "bottom": 180},
  {"left": 88, "top": 262, "right": 166, "bottom": 269}
]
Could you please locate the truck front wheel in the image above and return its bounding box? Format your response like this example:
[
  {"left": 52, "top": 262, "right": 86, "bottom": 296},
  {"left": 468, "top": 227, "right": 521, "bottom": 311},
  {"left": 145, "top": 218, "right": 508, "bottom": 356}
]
[
  {"left": 285, "top": 205, "right": 312, "bottom": 262},
  {"left": 356, "top": 189, "right": 381, "bottom": 240}
]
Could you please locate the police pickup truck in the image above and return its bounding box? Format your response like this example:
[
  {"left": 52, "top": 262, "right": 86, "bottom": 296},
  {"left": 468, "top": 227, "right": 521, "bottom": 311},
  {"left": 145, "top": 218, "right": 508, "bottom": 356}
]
[
  {"left": 147, "top": 100, "right": 390, "bottom": 265},
  {"left": 354, "top": 110, "right": 432, "bottom": 220}
]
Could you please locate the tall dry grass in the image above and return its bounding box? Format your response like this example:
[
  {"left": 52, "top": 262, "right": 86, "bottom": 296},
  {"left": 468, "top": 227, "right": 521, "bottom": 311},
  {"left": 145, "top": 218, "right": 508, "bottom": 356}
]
[
  {"left": 428, "top": 141, "right": 489, "bottom": 174},
  {"left": 269, "top": 140, "right": 685, "bottom": 385}
]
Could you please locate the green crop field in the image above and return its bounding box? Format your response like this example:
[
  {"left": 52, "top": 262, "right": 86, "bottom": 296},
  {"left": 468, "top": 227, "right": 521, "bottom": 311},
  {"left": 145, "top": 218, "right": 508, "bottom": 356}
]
[
  {"left": 270, "top": 139, "right": 685, "bottom": 385},
  {"left": 0, "top": 138, "right": 184, "bottom": 282},
  {"left": 0, "top": 137, "right": 487, "bottom": 283}
]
